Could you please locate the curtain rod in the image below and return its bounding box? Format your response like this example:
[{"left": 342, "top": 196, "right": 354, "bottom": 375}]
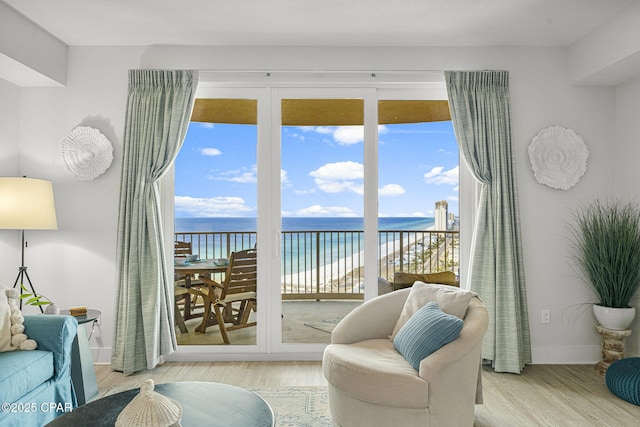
[
  {"left": 193, "top": 69, "right": 503, "bottom": 75},
  {"left": 195, "top": 69, "right": 445, "bottom": 75}
]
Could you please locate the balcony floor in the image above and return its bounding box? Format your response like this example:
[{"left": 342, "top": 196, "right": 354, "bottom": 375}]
[{"left": 176, "top": 300, "right": 361, "bottom": 346}]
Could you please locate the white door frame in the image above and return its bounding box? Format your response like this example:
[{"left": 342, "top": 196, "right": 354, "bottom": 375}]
[{"left": 165, "top": 76, "right": 460, "bottom": 361}]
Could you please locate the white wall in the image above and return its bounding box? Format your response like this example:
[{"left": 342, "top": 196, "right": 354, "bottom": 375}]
[
  {"left": 515, "top": 71, "right": 617, "bottom": 363},
  {"left": 4, "top": 47, "right": 144, "bottom": 363},
  {"left": 0, "top": 1, "right": 67, "bottom": 86},
  {"left": 0, "top": 79, "right": 21, "bottom": 278},
  {"left": 568, "top": 1, "right": 640, "bottom": 86},
  {"left": 614, "top": 74, "right": 640, "bottom": 356},
  {"left": 2, "top": 45, "right": 626, "bottom": 364}
]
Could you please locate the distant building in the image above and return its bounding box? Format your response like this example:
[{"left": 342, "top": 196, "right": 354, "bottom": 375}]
[{"left": 435, "top": 200, "right": 448, "bottom": 230}]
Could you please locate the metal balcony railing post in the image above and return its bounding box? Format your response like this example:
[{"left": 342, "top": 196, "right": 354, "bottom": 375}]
[
  {"left": 315, "top": 231, "right": 321, "bottom": 295},
  {"left": 399, "top": 232, "right": 404, "bottom": 271}
]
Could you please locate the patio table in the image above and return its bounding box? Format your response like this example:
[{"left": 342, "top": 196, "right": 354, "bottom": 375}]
[{"left": 175, "top": 259, "right": 227, "bottom": 319}]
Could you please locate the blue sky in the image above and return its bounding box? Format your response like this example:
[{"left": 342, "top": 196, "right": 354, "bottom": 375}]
[{"left": 175, "top": 120, "right": 458, "bottom": 218}]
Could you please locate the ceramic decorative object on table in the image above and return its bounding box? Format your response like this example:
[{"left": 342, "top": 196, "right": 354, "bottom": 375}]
[
  {"left": 115, "top": 379, "right": 183, "bottom": 427},
  {"left": 44, "top": 302, "right": 60, "bottom": 315}
]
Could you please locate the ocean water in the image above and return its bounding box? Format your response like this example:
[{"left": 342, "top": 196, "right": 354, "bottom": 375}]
[
  {"left": 175, "top": 217, "right": 434, "bottom": 233},
  {"left": 175, "top": 217, "right": 435, "bottom": 279}
]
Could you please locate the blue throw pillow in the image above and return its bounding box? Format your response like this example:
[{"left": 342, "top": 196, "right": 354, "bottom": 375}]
[{"left": 393, "top": 301, "right": 464, "bottom": 370}]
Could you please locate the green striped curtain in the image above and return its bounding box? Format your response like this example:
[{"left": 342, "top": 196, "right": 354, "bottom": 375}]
[
  {"left": 111, "top": 70, "right": 198, "bottom": 374},
  {"left": 445, "top": 71, "right": 531, "bottom": 373}
]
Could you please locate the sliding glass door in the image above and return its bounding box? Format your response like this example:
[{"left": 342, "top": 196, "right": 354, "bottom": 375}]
[
  {"left": 171, "top": 86, "right": 269, "bottom": 354},
  {"left": 168, "top": 81, "right": 453, "bottom": 358},
  {"left": 376, "top": 97, "right": 459, "bottom": 286},
  {"left": 278, "top": 92, "right": 368, "bottom": 347}
]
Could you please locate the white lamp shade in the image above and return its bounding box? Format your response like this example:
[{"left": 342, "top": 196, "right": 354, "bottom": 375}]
[{"left": 0, "top": 177, "right": 58, "bottom": 230}]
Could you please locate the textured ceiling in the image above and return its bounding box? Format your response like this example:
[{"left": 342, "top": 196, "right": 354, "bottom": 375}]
[{"left": 3, "top": 0, "right": 635, "bottom": 47}]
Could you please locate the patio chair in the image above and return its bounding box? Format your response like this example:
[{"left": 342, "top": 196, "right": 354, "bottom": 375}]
[
  {"left": 378, "top": 270, "right": 459, "bottom": 295},
  {"left": 174, "top": 240, "right": 192, "bottom": 256},
  {"left": 174, "top": 240, "right": 206, "bottom": 320},
  {"left": 174, "top": 286, "right": 189, "bottom": 334},
  {"left": 193, "top": 248, "right": 257, "bottom": 343}
]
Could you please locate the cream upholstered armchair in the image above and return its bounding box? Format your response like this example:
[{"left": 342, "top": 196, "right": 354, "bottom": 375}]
[{"left": 323, "top": 283, "right": 488, "bottom": 427}]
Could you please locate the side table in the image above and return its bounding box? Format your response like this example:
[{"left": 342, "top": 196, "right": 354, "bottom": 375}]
[
  {"left": 60, "top": 309, "right": 101, "bottom": 405},
  {"left": 595, "top": 324, "right": 632, "bottom": 376}
]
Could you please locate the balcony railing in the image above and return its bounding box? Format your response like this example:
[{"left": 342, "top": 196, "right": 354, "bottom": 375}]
[{"left": 175, "top": 229, "right": 459, "bottom": 300}]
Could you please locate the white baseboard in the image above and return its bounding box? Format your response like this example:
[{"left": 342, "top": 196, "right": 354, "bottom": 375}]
[
  {"left": 91, "top": 346, "right": 112, "bottom": 364},
  {"left": 90, "top": 346, "right": 324, "bottom": 364},
  {"left": 93, "top": 344, "right": 636, "bottom": 366},
  {"left": 531, "top": 344, "right": 603, "bottom": 364},
  {"left": 165, "top": 351, "right": 324, "bottom": 362}
]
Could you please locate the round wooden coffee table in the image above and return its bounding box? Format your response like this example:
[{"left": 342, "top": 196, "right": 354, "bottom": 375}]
[{"left": 46, "top": 381, "right": 274, "bottom": 426}]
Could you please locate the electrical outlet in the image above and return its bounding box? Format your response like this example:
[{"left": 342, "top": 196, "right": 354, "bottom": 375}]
[{"left": 541, "top": 309, "right": 551, "bottom": 324}]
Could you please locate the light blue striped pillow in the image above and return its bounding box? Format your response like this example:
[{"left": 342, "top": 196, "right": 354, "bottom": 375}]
[{"left": 393, "top": 301, "right": 464, "bottom": 370}]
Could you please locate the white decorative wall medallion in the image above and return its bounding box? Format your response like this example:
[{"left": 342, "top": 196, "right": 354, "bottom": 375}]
[
  {"left": 528, "top": 125, "right": 589, "bottom": 190},
  {"left": 61, "top": 126, "right": 114, "bottom": 181}
]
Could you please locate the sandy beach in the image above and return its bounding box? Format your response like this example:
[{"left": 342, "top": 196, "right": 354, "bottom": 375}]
[{"left": 280, "top": 225, "right": 453, "bottom": 295}]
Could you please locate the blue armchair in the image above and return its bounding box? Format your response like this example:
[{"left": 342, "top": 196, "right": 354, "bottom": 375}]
[{"left": 0, "top": 315, "right": 78, "bottom": 426}]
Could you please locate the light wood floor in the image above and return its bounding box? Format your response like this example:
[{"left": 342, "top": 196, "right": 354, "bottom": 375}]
[{"left": 95, "top": 363, "right": 640, "bottom": 426}]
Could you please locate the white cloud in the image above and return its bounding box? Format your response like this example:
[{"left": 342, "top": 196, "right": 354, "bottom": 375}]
[
  {"left": 318, "top": 180, "right": 363, "bottom": 194},
  {"left": 209, "top": 165, "right": 257, "bottom": 184},
  {"left": 201, "top": 148, "right": 222, "bottom": 157},
  {"left": 379, "top": 183, "right": 405, "bottom": 196},
  {"left": 333, "top": 126, "right": 363, "bottom": 145},
  {"left": 293, "top": 188, "right": 316, "bottom": 195},
  {"left": 310, "top": 161, "right": 364, "bottom": 194},
  {"left": 209, "top": 167, "right": 288, "bottom": 186},
  {"left": 379, "top": 211, "right": 428, "bottom": 218},
  {"left": 311, "top": 161, "right": 363, "bottom": 180},
  {"left": 424, "top": 165, "right": 459, "bottom": 185},
  {"left": 299, "top": 126, "right": 332, "bottom": 134},
  {"left": 315, "top": 126, "right": 334, "bottom": 135},
  {"left": 175, "top": 196, "right": 254, "bottom": 217},
  {"left": 297, "top": 125, "right": 388, "bottom": 146},
  {"left": 294, "top": 205, "right": 358, "bottom": 217},
  {"left": 404, "top": 211, "right": 429, "bottom": 217},
  {"left": 290, "top": 133, "right": 305, "bottom": 142},
  {"left": 197, "top": 123, "right": 215, "bottom": 129}
]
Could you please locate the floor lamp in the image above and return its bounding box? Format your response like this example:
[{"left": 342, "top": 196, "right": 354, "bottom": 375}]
[{"left": 0, "top": 177, "right": 58, "bottom": 312}]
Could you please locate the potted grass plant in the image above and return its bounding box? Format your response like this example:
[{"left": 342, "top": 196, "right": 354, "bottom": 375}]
[{"left": 570, "top": 199, "right": 640, "bottom": 330}]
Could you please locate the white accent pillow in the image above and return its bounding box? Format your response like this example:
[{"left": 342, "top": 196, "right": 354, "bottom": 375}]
[
  {"left": 0, "top": 284, "right": 13, "bottom": 352},
  {"left": 390, "top": 281, "right": 477, "bottom": 340}
]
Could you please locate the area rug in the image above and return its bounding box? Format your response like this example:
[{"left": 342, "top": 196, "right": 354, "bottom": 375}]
[
  {"left": 303, "top": 318, "right": 340, "bottom": 334},
  {"left": 250, "top": 386, "right": 332, "bottom": 427}
]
